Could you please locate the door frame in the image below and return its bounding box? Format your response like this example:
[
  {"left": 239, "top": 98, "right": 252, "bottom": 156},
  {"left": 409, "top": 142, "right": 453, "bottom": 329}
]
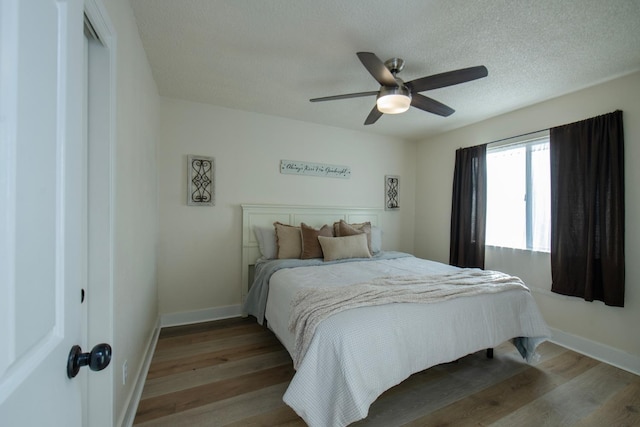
[{"left": 83, "top": 1, "right": 116, "bottom": 425}]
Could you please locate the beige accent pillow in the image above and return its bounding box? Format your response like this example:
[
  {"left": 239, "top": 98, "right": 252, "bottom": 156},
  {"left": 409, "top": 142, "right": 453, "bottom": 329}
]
[
  {"left": 300, "top": 223, "right": 334, "bottom": 259},
  {"left": 334, "top": 220, "right": 371, "bottom": 235},
  {"left": 318, "top": 234, "right": 372, "bottom": 262},
  {"left": 337, "top": 220, "right": 372, "bottom": 253},
  {"left": 274, "top": 222, "right": 301, "bottom": 259}
]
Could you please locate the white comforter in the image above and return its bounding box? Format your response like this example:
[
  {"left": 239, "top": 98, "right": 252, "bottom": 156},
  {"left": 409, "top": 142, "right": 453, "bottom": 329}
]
[{"left": 263, "top": 255, "right": 550, "bottom": 427}]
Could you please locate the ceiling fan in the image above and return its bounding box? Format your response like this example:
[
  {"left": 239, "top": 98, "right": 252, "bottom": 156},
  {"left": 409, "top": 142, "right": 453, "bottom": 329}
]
[{"left": 310, "top": 52, "right": 488, "bottom": 125}]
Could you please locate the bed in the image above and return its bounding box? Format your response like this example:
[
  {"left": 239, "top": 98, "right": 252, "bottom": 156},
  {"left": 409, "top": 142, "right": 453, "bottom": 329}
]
[{"left": 241, "top": 204, "right": 550, "bottom": 427}]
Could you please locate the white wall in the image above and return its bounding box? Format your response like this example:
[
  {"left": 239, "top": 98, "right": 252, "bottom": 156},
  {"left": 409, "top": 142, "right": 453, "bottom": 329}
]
[
  {"left": 101, "top": 0, "right": 160, "bottom": 423},
  {"left": 157, "top": 98, "right": 416, "bottom": 316},
  {"left": 415, "top": 71, "right": 640, "bottom": 373}
]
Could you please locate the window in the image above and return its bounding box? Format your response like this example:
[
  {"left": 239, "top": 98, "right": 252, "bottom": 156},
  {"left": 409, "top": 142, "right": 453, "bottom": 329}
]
[{"left": 486, "top": 136, "right": 550, "bottom": 252}]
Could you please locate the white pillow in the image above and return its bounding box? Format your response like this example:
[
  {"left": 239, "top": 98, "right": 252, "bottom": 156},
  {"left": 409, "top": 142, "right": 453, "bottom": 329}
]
[
  {"left": 253, "top": 225, "right": 277, "bottom": 259},
  {"left": 370, "top": 226, "right": 382, "bottom": 254},
  {"left": 318, "top": 234, "right": 371, "bottom": 262}
]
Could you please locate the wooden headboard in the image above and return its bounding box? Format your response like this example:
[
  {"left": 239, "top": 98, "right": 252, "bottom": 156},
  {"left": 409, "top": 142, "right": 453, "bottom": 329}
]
[{"left": 241, "top": 204, "right": 382, "bottom": 303}]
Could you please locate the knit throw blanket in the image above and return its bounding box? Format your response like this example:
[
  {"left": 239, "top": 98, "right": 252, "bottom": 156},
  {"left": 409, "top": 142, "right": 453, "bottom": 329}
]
[{"left": 288, "top": 269, "right": 529, "bottom": 368}]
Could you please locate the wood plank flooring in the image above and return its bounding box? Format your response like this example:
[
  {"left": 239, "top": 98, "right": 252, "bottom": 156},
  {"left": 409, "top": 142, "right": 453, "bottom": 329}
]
[{"left": 133, "top": 317, "right": 640, "bottom": 426}]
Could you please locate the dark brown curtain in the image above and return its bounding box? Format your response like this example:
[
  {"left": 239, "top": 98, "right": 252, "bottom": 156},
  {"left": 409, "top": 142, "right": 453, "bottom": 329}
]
[
  {"left": 550, "top": 110, "right": 625, "bottom": 307},
  {"left": 449, "top": 144, "right": 487, "bottom": 268}
]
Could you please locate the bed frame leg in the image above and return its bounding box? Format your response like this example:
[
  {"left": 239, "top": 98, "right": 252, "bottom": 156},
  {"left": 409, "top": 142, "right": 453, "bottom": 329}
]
[{"left": 486, "top": 348, "right": 494, "bottom": 359}]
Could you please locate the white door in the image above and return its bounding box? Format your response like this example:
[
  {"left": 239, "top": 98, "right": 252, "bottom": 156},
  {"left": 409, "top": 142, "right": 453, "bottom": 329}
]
[{"left": 0, "top": 0, "right": 96, "bottom": 425}]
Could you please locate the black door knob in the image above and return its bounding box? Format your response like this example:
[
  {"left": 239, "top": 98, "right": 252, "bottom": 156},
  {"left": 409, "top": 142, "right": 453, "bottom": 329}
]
[{"left": 67, "top": 343, "right": 112, "bottom": 378}]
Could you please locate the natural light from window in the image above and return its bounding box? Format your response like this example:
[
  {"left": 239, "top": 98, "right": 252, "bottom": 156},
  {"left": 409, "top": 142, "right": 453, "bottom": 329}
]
[{"left": 486, "top": 137, "right": 550, "bottom": 252}]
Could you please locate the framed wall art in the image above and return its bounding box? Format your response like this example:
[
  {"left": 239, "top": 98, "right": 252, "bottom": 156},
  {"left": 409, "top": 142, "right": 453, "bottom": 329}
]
[
  {"left": 385, "top": 175, "right": 399, "bottom": 210},
  {"left": 187, "top": 155, "right": 214, "bottom": 206}
]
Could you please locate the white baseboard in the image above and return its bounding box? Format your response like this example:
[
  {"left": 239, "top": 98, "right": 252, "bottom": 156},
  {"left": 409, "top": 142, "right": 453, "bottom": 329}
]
[
  {"left": 118, "top": 316, "right": 161, "bottom": 427},
  {"left": 548, "top": 326, "right": 640, "bottom": 376},
  {"left": 160, "top": 304, "right": 243, "bottom": 328}
]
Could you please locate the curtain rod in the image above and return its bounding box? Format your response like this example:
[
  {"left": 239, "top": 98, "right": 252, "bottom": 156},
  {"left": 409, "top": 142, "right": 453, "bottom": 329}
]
[
  {"left": 486, "top": 127, "right": 550, "bottom": 146},
  {"left": 480, "top": 110, "right": 621, "bottom": 148}
]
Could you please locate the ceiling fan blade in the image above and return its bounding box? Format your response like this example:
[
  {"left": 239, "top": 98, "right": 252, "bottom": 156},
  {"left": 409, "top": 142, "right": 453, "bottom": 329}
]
[
  {"left": 357, "top": 52, "right": 398, "bottom": 87},
  {"left": 310, "top": 91, "right": 378, "bottom": 102},
  {"left": 411, "top": 94, "right": 455, "bottom": 117},
  {"left": 406, "top": 65, "right": 488, "bottom": 93},
  {"left": 364, "top": 105, "right": 383, "bottom": 125}
]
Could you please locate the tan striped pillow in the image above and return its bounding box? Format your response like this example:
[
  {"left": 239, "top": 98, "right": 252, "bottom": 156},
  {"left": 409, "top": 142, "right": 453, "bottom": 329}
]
[
  {"left": 318, "top": 234, "right": 371, "bottom": 262},
  {"left": 336, "top": 220, "right": 372, "bottom": 253}
]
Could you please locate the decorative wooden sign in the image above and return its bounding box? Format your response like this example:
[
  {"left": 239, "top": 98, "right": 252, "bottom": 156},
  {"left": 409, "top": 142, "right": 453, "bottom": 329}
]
[{"left": 280, "top": 160, "right": 351, "bottom": 179}]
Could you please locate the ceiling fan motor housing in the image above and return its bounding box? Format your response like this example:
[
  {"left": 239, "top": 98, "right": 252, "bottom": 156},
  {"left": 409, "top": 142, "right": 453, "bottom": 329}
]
[{"left": 384, "top": 57, "right": 405, "bottom": 75}]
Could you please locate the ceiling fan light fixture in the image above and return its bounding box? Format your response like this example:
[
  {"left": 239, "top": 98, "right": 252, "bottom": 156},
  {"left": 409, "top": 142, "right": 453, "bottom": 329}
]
[{"left": 376, "top": 86, "right": 411, "bottom": 114}]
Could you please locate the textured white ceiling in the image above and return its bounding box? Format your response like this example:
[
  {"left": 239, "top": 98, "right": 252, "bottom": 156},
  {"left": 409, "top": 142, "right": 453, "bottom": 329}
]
[{"left": 131, "top": 0, "right": 640, "bottom": 141}]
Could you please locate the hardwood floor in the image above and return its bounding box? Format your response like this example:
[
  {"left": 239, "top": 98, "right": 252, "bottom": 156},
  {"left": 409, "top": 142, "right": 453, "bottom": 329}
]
[{"left": 133, "top": 317, "right": 640, "bottom": 426}]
